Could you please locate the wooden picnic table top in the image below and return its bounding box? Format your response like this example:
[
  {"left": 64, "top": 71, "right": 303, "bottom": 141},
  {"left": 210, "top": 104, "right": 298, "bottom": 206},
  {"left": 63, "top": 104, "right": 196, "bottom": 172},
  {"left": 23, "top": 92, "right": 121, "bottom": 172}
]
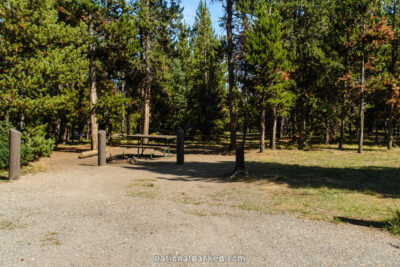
[{"left": 126, "top": 134, "right": 175, "bottom": 140}]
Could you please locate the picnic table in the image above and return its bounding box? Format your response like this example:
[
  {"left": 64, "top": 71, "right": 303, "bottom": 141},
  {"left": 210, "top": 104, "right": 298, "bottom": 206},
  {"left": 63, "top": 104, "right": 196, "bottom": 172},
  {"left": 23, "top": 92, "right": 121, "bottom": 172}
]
[{"left": 120, "top": 134, "right": 175, "bottom": 158}]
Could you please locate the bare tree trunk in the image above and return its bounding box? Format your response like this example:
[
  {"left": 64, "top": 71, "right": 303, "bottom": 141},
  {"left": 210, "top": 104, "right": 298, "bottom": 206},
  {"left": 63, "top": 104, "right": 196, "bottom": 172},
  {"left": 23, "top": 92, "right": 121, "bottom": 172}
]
[
  {"left": 375, "top": 117, "right": 379, "bottom": 144},
  {"left": 227, "top": 0, "right": 237, "bottom": 150},
  {"left": 279, "top": 117, "right": 285, "bottom": 139},
  {"left": 388, "top": 105, "right": 394, "bottom": 149},
  {"left": 62, "top": 123, "right": 68, "bottom": 145},
  {"left": 358, "top": 40, "right": 365, "bottom": 154},
  {"left": 388, "top": 0, "right": 397, "bottom": 150},
  {"left": 121, "top": 74, "right": 127, "bottom": 137},
  {"left": 260, "top": 109, "right": 266, "bottom": 153},
  {"left": 242, "top": 71, "right": 249, "bottom": 148},
  {"left": 291, "top": 114, "right": 296, "bottom": 142},
  {"left": 141, "top": 1, "right": 151, "bottom": 144},
  {"left": 271, "top": 107, "right": 277, "bottom": 150},
  {"left": 89, "top": 16, "right": 98, "bottom": 150},
  {"left": 298, "top": 113, "right": 305, "bottom": 150},
  {"left": 339, "top": 95, "right": 345, "bottom": 149},
  {"left": 19, "top": 114, "right": 25, "bottom": 131},
  {"left": 325, "top": 119, "right": 330, "bottom": 146}
]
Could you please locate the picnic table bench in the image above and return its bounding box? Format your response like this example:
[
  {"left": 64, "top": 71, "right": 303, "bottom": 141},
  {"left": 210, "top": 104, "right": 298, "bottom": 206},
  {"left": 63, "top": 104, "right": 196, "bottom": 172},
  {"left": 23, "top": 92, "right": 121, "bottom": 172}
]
[{"left": 121, "top": 134, "right": 175, "bottom": 158}]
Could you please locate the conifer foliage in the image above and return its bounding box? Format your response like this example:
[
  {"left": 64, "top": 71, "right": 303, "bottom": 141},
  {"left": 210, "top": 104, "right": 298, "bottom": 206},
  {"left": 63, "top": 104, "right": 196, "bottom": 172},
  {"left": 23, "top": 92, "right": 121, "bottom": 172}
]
[{"left": 2, "top": 0, "right": 400, "bottom": 167}]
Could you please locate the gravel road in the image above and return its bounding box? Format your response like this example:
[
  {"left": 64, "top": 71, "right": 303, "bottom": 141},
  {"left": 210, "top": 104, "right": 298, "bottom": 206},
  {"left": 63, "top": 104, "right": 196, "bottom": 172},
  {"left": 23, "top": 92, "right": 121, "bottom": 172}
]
[{"left": 0, "top": 149, "right": 399, "bottom": 266}]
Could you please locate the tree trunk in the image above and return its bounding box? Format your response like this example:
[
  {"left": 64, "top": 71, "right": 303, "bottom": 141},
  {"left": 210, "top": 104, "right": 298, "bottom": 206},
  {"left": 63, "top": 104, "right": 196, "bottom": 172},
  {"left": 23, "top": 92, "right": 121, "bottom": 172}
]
[
  {"left": 62, "top": 123, "right": 67, "bottom": 145},
  {"left": 271, "top": 107, "right": 277, "bottom": 150},
  {"left": 325, "top": 119, "right": 330, "bottom": 146},
  {"left": 388, "top": 104, "right": 394, "bottom": 150},
  {"left": 89, "top": 16, "right": 98, "bottom": 150},
  {"left": 291, "top": 114, "right": 296, "bottom": 142},
  {"left": 242, "top": 72, "right": 249, "bottom": 148},
  {"left": 227, "top": 0, "right": 237, "bottom": 150},
  {"left": 388, "top": 0, "right": 397, "bottom": 150},
  {"left": 375, "top": 117, "right": 379, "bottom": 145},
  {"left": 279, "top": 117, "right": 285, "bottom": 139},
  {"left": 121, "top": 74, "right": 127, "bottom": 137},
  {"left": 141, "top": 2, "right": 151, "bottom": 144},
  {"left": 298, "top": 113, "right": 305, "bottom": 150},
  {"left": 339, "top": 96, "right": 345, "bottom": 149},
  {"left": 260, "top": 109, "right": 266, "bottom": 153},
  {"left": 358, "top": 41, "right": 365, "bottom": 154},
  {"left": 19, "top": 113, "right": 25, "bottom": 131}
]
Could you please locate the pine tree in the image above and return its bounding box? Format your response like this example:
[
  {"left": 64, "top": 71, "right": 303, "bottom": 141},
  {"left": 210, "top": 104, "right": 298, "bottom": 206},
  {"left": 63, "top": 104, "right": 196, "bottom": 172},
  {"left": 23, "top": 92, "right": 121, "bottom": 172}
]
[
  {"left": 188, "top": 0, "right": 226, "bottom": 140},
  {"left": 246, "top": 0, "right": 294, "bottom": 152},
  {"left": 279, "top": 0, "right": 330, "bottom": 150}
]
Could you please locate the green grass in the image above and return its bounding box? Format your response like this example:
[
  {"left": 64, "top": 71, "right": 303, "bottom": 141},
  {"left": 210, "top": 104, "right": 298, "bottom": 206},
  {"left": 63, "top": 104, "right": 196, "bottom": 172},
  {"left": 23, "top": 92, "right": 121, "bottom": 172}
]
[
  {"left": 237, "top": 145, "right": 400, "bottom": 234},
  {"left": 0, "top": 163, "right": 45, "bottom": 182},
  {"left": 386, "top": 210, "right": 400, "bottom": 235},
  {"left": 0, "top": 219, "right": 16, "bottom": 230},
  {"left": 41, "top": 232, "right": 61, "bottom": 246},
  {"left": 127, "top": 191, "right": 158, "bottom": 199}
]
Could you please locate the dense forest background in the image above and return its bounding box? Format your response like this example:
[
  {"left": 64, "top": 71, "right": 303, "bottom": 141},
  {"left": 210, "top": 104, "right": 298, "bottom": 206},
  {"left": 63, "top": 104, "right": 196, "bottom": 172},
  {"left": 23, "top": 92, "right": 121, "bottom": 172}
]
[{"left": 2, "top": 0, "right": 400, "bottom": 166}]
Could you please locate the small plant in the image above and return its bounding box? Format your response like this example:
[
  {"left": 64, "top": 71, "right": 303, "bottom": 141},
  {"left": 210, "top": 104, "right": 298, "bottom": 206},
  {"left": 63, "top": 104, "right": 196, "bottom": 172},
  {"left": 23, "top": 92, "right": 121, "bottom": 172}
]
[
  {"left": 386, "top": 209, "right": 400, "bottom": 235},
  {"left": 41, "top": 232, "right": 61, "bottom": 246},
  {"left": 0, "top": 121, "right": 54, "bottom": 169},
  {"left": 0, "top": 219, "right": 15, "bottom": 230}
]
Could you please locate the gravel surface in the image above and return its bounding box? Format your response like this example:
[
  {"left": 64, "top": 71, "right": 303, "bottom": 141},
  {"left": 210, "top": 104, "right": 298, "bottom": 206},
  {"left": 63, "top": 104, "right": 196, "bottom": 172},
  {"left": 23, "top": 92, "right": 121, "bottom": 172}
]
[{"left": 0, "top": 148, "right": 400, "bottom": 266}]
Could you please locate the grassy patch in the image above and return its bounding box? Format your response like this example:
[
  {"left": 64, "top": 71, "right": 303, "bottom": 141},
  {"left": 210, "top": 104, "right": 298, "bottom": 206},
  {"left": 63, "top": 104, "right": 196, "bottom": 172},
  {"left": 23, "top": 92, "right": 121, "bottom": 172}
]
[
  {"left": 41, "top": 232, "right": 61, "bottom": 246},
  {"left": 127, "top": 191, "right": 158, "bottom": 199},
  {"left": 180, "top": 196, "right": 203, "bottom": 205},
  {"left": 135, "top": 178, "right": 157, "bottom": 182},
  {"left": 385, "top": 209, "right": 400, "bottom": 235},
  {"left": 0, "top": 163, "right": 45, "bottom": 182},
  {"left": 127, "top": 178, "right": 158, "bottom": 198},
  {"left": 236, "top": 146, "right": 400, "bottom": 233},
  {"left": 0, "top": 219, "right": 16, "bottom": 230},
  {"left": 128, "top": 182, "right": 155, "bottom": 188}
]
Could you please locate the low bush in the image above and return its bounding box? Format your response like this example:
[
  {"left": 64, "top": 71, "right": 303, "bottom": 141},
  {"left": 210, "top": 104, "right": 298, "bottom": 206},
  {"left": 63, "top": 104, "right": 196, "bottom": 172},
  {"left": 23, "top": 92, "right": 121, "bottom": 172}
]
[{"left": 0, "top": 121, "right": 55, "bottom": 169}]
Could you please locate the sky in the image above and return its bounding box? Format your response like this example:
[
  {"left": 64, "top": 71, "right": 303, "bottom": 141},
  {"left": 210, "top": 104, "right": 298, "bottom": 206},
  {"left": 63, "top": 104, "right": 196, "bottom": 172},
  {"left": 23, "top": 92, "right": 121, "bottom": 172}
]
[{"left": 180, "top": 0, "right": 225, "bottom": 35}]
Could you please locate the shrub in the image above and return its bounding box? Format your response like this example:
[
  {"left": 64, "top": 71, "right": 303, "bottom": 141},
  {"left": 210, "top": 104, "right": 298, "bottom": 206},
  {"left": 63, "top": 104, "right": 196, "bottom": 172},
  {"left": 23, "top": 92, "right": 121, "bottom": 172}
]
[
  {"left": 0, "top": 121, "right": 55, "bottom": 169},
  {"left": 386, "top": 209, "right": 400, "bottom": 235},
  {"left": 0, "top": 121, "right": 11, "bottom": 169}
]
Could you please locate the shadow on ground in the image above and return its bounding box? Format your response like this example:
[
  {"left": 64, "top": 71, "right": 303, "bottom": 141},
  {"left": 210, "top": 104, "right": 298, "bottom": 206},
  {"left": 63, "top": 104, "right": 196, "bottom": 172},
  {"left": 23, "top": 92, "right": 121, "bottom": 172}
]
[
  {"left": 55, "top": 146, "right": 91, "bottom": 153},
  {"left": 335, "top": 217, "right": 387, "bottom": 229},
  {"left": 121, "top": 159, "right": 400, "bottom": 197}
]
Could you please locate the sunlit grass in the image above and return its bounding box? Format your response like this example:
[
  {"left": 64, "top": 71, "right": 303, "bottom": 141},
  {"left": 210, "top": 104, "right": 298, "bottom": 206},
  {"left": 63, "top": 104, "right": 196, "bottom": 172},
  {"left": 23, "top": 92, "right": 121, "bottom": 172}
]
[
  {"left": 0, "top": 163, "right": 45, "bottom": 182},
  {"left": 239, "top": 145, "right": 400, "bottom": 234}
]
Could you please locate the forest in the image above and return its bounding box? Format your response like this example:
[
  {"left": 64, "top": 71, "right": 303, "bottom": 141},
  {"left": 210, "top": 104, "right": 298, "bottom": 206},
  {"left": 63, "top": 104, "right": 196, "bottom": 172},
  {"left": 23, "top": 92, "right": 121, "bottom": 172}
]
[{"left": 1, "top": 0, "right": 400, "bottom": 166}]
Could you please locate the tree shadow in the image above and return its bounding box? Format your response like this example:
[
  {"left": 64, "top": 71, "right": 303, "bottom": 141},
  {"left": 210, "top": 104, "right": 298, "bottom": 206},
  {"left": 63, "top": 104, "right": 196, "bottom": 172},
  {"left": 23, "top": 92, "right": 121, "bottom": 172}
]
[
  {"left": 334, "top": 217, "right": 387, "bottom": 229},
  {"left": 55, "top": 146, "right": 91, "bottom": 153},
  {"left": 121, "top": 159, "right": 400, "bottom": 197}
]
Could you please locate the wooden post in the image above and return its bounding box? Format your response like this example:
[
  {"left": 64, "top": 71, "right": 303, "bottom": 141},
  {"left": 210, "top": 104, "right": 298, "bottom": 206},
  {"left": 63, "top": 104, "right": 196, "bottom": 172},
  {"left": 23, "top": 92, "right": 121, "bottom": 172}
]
[
  {"left": 177, "top": 129, "right": 184, "bottom": 165},
  {"left": 9, "top": 129, "right": 21, "bottom": 180},
  {"left": 98, "top": 130, "right": 106, "bottom": 166},
  {"left": 235, "top": 148, "right": 245, "bottom": 171}
]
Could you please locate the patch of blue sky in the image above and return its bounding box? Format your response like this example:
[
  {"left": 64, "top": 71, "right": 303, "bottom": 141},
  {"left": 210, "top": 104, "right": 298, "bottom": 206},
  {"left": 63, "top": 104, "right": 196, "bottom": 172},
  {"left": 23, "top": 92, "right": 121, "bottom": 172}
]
[{"left": 180, "top": 0, "right": 225, "bottom": 35}]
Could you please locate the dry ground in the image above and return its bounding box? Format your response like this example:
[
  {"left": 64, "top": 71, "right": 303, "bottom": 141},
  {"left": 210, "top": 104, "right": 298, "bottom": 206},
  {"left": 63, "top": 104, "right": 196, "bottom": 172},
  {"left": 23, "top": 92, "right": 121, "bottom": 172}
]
[{"left": 1, "top": 146, "right": 400, "bottom": 266}]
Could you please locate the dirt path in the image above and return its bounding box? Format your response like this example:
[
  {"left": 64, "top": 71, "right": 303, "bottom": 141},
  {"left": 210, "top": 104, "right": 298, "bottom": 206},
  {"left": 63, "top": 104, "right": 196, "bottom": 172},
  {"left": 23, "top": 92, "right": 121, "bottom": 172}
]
[{"left": 1, "top": 148, "right": 400, "bottom": 266}]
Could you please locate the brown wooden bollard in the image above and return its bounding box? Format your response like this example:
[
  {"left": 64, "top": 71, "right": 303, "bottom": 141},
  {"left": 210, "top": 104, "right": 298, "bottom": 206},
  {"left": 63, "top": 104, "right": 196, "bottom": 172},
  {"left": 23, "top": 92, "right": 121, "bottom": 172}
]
[
  {"left": 177, "top": 129, "right": 184, "bottom": 165},
  {"left": 9, "top": 129, "right": 21, "bottom": 180},
  {"left": 98, "top": 130, "right": 106, "bottom": 166},
  {"left": 235, "top": 148, "right": 245, "bottom": 171}
]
